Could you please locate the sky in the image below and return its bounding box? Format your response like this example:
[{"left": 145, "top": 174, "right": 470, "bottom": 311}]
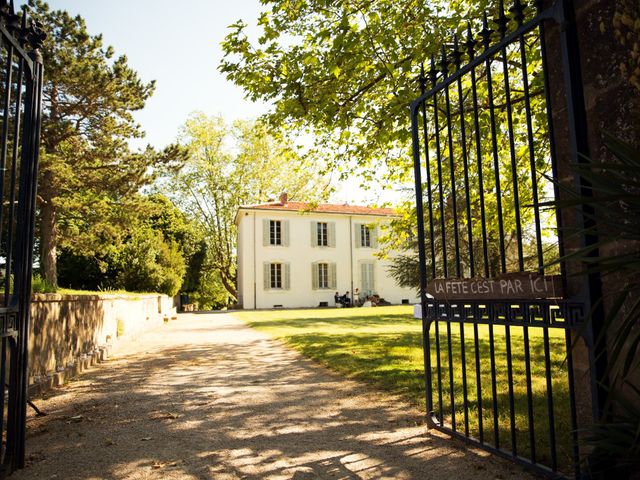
[
  {"left": 16, "top": 0, "right": 403, "bottom": 205},
  {"left": 17, "top": 0, "right": 268, "bottom": 148}
]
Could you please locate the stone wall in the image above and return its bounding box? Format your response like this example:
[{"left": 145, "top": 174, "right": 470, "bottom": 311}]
[
  {"left": 28, "top": 293, "right": 176, "bottom": 387},
  {"left": 543, "top": 0, "right": 640, "bottom": 421},
  {"left": 573, "top": 0, "right": 640, "bottom": 391}
]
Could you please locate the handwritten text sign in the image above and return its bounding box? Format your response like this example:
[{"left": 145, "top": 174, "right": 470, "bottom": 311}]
[{"left": 426, "top": 273, "right": 564, "bottom": 300}]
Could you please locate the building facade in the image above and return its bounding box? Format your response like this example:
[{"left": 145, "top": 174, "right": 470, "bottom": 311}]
[{"left": 236, "top": 193, "right": 418, "bottom": 309}]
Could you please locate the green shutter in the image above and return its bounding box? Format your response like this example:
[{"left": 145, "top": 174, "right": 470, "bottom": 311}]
[
  {"left": 328, "top": 222, "right": 336, "bottom": 247},
  {"left": 354, "top": 223, "right": 360, "bottom": 248},
  {"left": 329, "top": 263, "right": 337, "bottom": 289},
  {"left": 370, "top": 226, "right": 378, "bottom": 248},
  {"left": 310, "top": 221, "right": 317, "bottom": 247},
  {"left": 311, "top": 262, "right": 318, "bottom": 290},
  {"left": 263, "top": 262, "right": 270, "bottom": 290},
  {"left": 284, "top": 263, "right": 291, "bottom": 290},
  {"left": 283, "top": 220, "right": 290, "bottom": 246},
  {"left": 361, "top": 262, "right": 375, "bottom": 295},
  {"left": 263, "top": 219, "right": 270, "bottom": 246}
]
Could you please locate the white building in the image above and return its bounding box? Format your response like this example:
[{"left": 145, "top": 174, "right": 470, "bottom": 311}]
[{"left": 235, "top": 193, "right": 418, "bottom": 309}]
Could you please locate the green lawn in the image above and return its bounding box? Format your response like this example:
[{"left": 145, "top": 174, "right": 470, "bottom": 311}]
[{"left": 232, "top": 306, "right": 574, "bottom": 472}]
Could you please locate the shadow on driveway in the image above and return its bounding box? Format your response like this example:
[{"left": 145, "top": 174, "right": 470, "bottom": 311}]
[{"left": 15, "top": 313, "right": 537, "bottom": 480}]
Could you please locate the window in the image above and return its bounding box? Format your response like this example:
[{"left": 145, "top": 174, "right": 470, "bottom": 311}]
[
  {"left": 264, "top": 219, "right": 289, "bottom": 247},
  {"left": 270, "top": 220, "right": 281, "bottom": 245},
  {"left": 312, "top": 262, "right": 336, "bottom": 290},
  {"left": 311, "top": 221, "right": 334, "bottom": 247},
  {"left": 270, "top": 263, "right": 282, "bottom": 289},
  {"left": 317, "top": 222, "right": 328, "bottom": 247},
  {"left": 355, "top": 223, "right": 376, "bottom": 248},
  {"left": 318, "top": 263, "right": 329, "bottom": 288},
  {"left": 264, "top": 262, "right": 290, "bottom": 290},
  {"left": 360, "top": 261, "right": 375, "bottom": 296},
  {"left": 360, "top": 225, "right": 371, "bottom": 247}
]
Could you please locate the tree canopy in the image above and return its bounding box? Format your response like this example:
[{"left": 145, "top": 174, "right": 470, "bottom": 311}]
[
  {"left": 220, "top": 0, "right": 495, "bottom": 183},
  {"left": 57, "top": 193, "right": 200, "bottom": 297},
  {"left": 30, "top": 0, "right": 185, "bottom": 286}
]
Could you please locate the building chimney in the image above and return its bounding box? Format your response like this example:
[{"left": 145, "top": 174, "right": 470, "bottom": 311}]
[{"left": 279, "top": 192, "right": 288, "bottom": 205}]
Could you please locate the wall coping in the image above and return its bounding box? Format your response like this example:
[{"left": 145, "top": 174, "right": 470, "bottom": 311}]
[{"left": 31, "top": 292, "right": 167, "bottom": 303}]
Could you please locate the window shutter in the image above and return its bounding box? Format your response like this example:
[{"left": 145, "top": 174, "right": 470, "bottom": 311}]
[
  {"left": 284, "top": 263, "right": 291, "bottom": 290},
  {"left": 283, "top": 220, "right": 290, "bottom": 246},
  {"left": 310, "top": 221, "right": 317, "bottom": 247},
  {"left": 311, "top": 262, "right": 318, "bottom": 290},
  {"left": 329, "top": 263, "right": 337, "bottom": 289},
  {"left": 263, "top": 262, "right": 270, "bottom": 290},
  {"left": 328, "top": 222, "right": 336, "bottom": 247},
  {"left": 354, "top": 223, "right": 360, "bottom": 248},
  {"left": 361, "top": 262, "right": 375, "bottom": 295},
  {"left": 370, "top": 226, "right": 378, "bottom": 248},
  {"left": 369, "top": 262, "right": 375, "bottom": 291},
  {"left": 263, "top": 219, "right": 270, "bottom": 246}
]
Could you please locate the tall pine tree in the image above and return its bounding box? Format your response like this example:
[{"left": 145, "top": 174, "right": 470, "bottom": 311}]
[{"left": 31, "top": 0, "right": 182, "bottom": 285}]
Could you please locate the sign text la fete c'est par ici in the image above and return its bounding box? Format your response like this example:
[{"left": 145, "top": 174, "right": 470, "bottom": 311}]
[{"left": 426, "top": 272, "right": 563, "bottom": 300}]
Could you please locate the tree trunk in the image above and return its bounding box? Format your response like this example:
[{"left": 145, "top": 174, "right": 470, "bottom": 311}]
[
  {"left": 40, "top": 190, "right": 58, "bottom": 287},
  {"left": 219, "top": 269, "right": 237, "bottom": 299}
]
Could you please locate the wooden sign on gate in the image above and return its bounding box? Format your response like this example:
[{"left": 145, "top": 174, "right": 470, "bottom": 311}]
[{"left": 426, "top": 272, "right": 564, "bottom": 300}]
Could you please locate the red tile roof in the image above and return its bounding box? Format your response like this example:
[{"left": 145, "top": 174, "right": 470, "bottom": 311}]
[{"left": 239, "top": 201, "right": 396, "bottom": 216}]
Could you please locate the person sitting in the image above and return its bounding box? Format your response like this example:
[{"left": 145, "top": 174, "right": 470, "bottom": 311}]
[
  {"left": 341, "top": 291, "right": 351, "bottom": 307},
  {"left": 334, "top": 292, "right": 342, "bottom": 307},
  {"left": 368, "top": 294, "right": 380, "bottom": 306}
]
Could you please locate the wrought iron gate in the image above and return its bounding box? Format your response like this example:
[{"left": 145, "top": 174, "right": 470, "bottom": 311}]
[
  {"left": 0, "top": 2, "right": 44, "bottom": 476},
  {"left": 410, "top": 0, "right": 597, "bottom": 478}
]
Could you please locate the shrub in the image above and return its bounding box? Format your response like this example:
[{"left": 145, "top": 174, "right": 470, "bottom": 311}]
[
  {"left": 31, "top": 274, "right": 57, "bottom": 294},
  {"left": 117, "top": 227, "right": 186, "bottom": 297}
]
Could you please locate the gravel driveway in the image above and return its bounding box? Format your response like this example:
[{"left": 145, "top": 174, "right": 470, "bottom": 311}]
[{"left": 14, "top": 312, "right": 538, "bottom": 479}]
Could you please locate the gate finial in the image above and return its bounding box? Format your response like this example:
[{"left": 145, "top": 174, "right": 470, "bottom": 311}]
[
  {"left": 428, "top": 56, "right": 438, "bottom": 86},
  {"left": 5, "top": 0, "right": 19, "bottom": 36},
  {"left": 480, "top": 13, "right": 493, "bottom": 51},
  {"left": 465, "top": 23, "right": 477, "bottom": 59},
  {"left": 25, "top": 18, "right": 46, "bottom": 54},
  {"left": 452, "top": 34, "right": 463, "bottom": 70},
  {"left": 0, "top": 0, "right": 9, "bottom": 20},
  {"left": 439, "top": 45, "right": 449, "bottom": 77},
  {"left": 496, "top": 0, "right": 509, "bottom": 38},
  {"left": 419, "top": 63, "right": 427, "bottom": 94},
  {"left": 510, "top": 0, "right": 525, "bottom": 26},
  {"left": 18, "top": 5, "right": 26, "bottom": 45}
]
